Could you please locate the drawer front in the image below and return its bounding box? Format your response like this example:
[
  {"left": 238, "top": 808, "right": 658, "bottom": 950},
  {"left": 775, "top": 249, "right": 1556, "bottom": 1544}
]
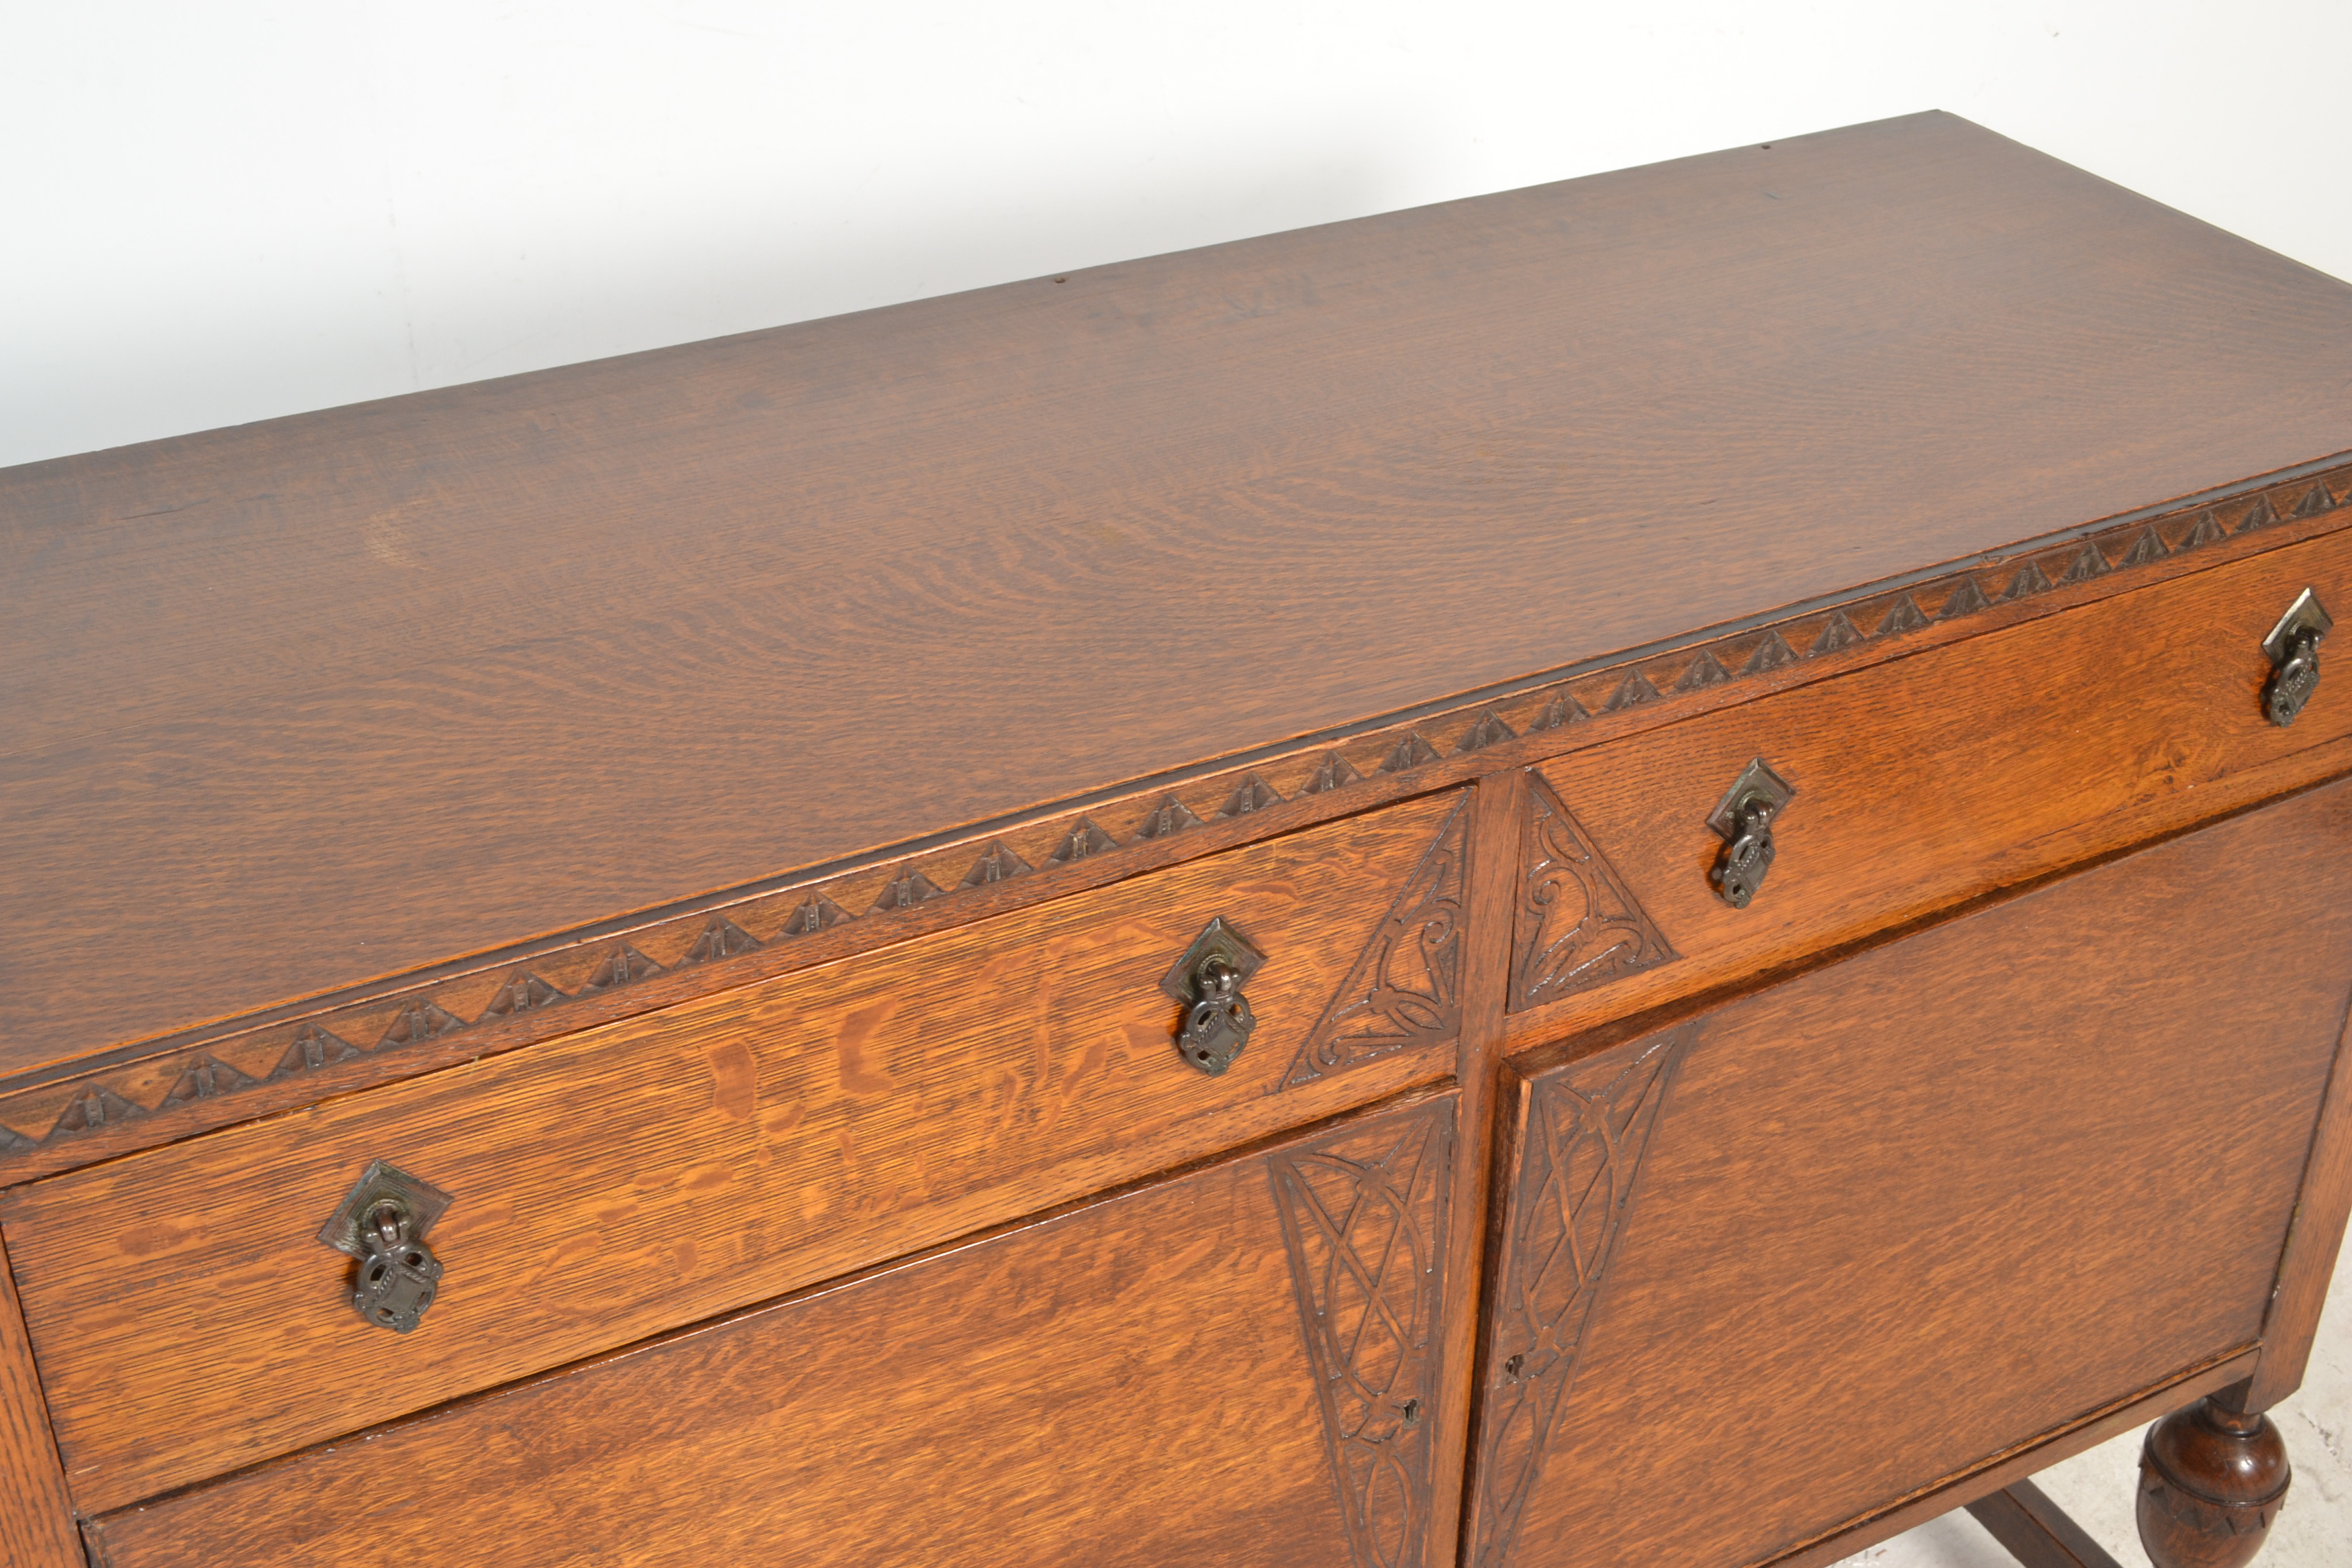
[
  {"left": 3, "top": 789, "right": 1467, "bottom": 1513},
  {"left": 1509, "top": 523, "right": 2352, "bottom": 1028},
  {"left": 1467, "top": 777, "right": 2352, "bottom": 1568},
  {"left": 84, "top": 1092, "right": 1457, "bottom": 1568}
]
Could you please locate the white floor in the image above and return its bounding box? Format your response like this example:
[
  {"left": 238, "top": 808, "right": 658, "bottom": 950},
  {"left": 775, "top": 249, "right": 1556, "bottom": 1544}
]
[{"left": 1835, "top": 1241, "right": 2352, "bottom": 1567}]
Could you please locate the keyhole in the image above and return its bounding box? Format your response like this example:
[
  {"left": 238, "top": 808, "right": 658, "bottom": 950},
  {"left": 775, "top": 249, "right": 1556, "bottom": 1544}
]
[
  {"left": 1400, "top": 1399, "right": 1421, "bottom": 1426},
  {"left": 1504, "top": 1354, "right": 1524, "bottom": 1380}
]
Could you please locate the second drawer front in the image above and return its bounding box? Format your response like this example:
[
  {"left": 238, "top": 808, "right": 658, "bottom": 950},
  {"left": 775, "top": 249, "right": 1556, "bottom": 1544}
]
[
  {"left": 2, "top": 789, "right": 1467, "bottom": 1512},
  {"left": 1511, "top": 521, "right": 2352, "bottom": 1029}
]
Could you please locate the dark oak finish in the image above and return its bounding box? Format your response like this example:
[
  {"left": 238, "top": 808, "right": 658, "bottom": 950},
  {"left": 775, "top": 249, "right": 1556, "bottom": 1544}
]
[
  {"left": 2137, "top": 1395, "right": 2292, "bottom": 1568},
  {"left": 1966, "top": 1480, "right": 2124, "bottom": 1568},
  {"left": 0, "top": 1227, "right": 80, "bottom": 1568},
  {"left": 1765, "top": 1350, "right": 2261, "bottom": 1568},
  {"left": 1469, "top": 780, "right": 2352, "bottom": 1568},
  {"left": 10, "top": 466, "right": 2346, "bottom": 1186},
  {"left": 3, "top": 791, "right": 1463, "bottom": 1513},
  {"left": 2244, "top": 989, "right": 2352, "bottom": 1411},
  {"left": 82, "top": 1093, "right": 1456, "bottom": 1568},
  {"left": 1505, "top": 518, "right": 2352, "bottom": 1044},
  {"left": 7, "top": 111, "right": 2352, "bottom": 1090},
  {"left": 6, "top": 114, "right": 2352, "bottom": 1568}
]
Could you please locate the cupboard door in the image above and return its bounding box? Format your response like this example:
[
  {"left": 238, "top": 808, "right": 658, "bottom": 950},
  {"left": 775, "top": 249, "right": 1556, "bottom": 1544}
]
[
  {"left": 85, "top": 1093, "right": 1456, "bottom": 1568},
  {"left": 1469, "top": 779, "right": 2352, "bottom": 1568}
]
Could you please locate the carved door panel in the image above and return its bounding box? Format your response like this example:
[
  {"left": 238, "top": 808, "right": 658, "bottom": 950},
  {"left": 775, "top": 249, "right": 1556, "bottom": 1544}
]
[
  {"left": 84, "top": 1092, "right": 1456, "bottom": 1568},
  {"left": 1465, "top": 778, "right": 2352, "bottom": 1568}
]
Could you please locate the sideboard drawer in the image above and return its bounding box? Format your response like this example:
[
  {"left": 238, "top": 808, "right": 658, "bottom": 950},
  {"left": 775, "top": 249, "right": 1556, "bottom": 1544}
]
[
  {"left": 1469, "top": 777, "right": 2352, "bottom": 1568},
  {"left": 1, "top": 789, "right": 1468, "bottom": 1512},
  {"left": 82, "top": 1092, "right": 1457, "bottom": 1568},
  {"left": 1509, "top": 520, "right": 2352, "bottom": 1026}
]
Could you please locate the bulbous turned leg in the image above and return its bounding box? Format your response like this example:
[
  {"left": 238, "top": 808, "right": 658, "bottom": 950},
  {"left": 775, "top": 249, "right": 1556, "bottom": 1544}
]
[{"left": 2136, "top": 1392, "right": 2291, "bottom": 1568}]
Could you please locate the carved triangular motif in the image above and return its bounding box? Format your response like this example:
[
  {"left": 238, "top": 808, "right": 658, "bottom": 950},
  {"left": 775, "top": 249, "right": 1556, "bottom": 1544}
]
[
  {"left": 2119, "top": 526, "right": 2168, "bottom": 568},
  {"left": 1220, "top": 774, "right": 1282, "bottom": 818},
  {"left": 1457, "top": 711, "right": 1518, "bottom": 752},
  {"left": 2236, "top": 493, "right": 2280, "bottom": 534},
  {"left": 1603, "top": 672, "right": 1659, "bottom": 711},
  {"left": 1133, "top": 795, "right": 1203, "bottom": 840},
  {"left": 1047, "top": 816, "right": 1118, "bottom": 864},
  {"left": 960, "top": 842, "right": 1031, "bottom": 887},
  {"left": 1470, "top": 1024, "right": 1696, "bottom": 1568},
  {"left": 2291, "top": 482, "right": 2336, "bottom": 520},
  {"left": 1530, "top": 692, "right": 1590, "bottom": 730},
  {"left": 378, "top": 1001, "right": 464, "bottom": 1048},
  {"left": 1876, "top": 595, "right": 1931, "bottom": 637},
  {"left": 1809, "top": 612, "right": 1863, "bottom": 655},
  {"left": 1939, "top": 576, "right": 1991, "bottom": 619},
  {"left": 1673, "top": 652, "right": 1729, "bottom": 692},
  {"left": 679, "top": 917, "right": 761, "bottom": 964},
  {"left": 1284, "top": 797, "right": 1470, "bottom": 1090},
  {"left": 479, "top": 973, "right": 566, "bottom": 1020},
  {"left": 2182, "top": 510, "right": 2228, "bottom": 549},
  {"left": 582, "top": 943, "right": 666, "bottom": 987},
  {"left": 2002, "top": 560, "right": 2053, "bottom": 601},
  {"left": 48, "top": 1085, "right": 142, "bottom": 1139},
  {"left": 1381, "top": 733, "right": 1441, "bottom": 774},
  {"left": 1512, "top": 773, "right": 1676, "bottom": 1012},
  {"left": 270, "top": 1023, "right": 363, "bottom": 1079},
  {"left": 870, "top": 869, "right": 945, "bottom": 913},
  {"left": 1741, "top": 632, "right": 1799, "bottom": 674},
  {"left": 779, "top": 896, "right": 851, "bottom": 937},
  {"left": 161, "top": 1054, "right": 258, "bottom": 1107},
  {"left": 0, "top": 1125, "right": 33, "bottom": 1156},
  {"left": 2059, "top": 542, "right": 2111, "bottom": 585},
  {"left": 1303, "top": 751, "right": 1364, "bottom": 794},
  {"left": 1270, "top": 1100, "right": 1454, "bottom": 1568}
]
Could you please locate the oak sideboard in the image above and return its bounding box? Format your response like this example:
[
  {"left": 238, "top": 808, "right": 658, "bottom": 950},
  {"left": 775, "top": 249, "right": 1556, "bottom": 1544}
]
[{"left": 5, "top": 111, "right": 2350, "bottom": 1568}]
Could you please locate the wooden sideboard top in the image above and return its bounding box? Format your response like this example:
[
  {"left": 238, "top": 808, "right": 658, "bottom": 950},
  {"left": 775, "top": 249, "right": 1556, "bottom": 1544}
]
[{"left": 5, "top": 109, "right": 2351, "bottom": 1082}]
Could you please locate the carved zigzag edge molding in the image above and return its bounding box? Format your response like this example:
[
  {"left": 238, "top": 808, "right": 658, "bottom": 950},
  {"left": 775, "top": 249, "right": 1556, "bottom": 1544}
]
[{"left": 3, "top": 467, "right": 2345, "bottom": 1168}]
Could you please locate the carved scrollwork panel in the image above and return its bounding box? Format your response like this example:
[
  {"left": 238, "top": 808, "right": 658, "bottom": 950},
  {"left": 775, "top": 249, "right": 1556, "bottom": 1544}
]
[
  {"left": 1269, "top": 1098, "right": 1454, "bottom": 1568},
  {"left": 1283, "top": 796, "right": 1469, "bottom": 1089},
  {"left": 1471, "top": 1024, "right": 1695, "bottom": 1568},
  {"left": 1511, "top": 774, "right": 1675, "bottom": 1012}
]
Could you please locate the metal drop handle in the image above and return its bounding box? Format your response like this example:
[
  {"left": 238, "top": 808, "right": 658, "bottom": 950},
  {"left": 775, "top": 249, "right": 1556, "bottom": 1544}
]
[
  {"left": 2264, "top": 587, "right": 2332, "bottom": 728},
  {"left": 1707, "top": 757, "right": 1797, "bottom": 910},
  {"left": 318, "top": 1159, "right": 453, "bottom": 1334},
  {"left": 1159, "top": 916, "right": 1266, "bottom": 1076}
]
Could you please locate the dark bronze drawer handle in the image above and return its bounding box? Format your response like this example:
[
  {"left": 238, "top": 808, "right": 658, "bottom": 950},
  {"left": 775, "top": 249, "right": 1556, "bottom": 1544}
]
[
  {"left": 1160, "top": 916, "right": 1266, "bottom": 1075},
  {"left": 318, "top": 1160, "right": 454, "bottom": 1334},
  {"left": 1707, "top": 757, "right": 1797, "bottom": 910},
  {"left": 2264, "top": 587, "right": 2332, "bottom": 728}
]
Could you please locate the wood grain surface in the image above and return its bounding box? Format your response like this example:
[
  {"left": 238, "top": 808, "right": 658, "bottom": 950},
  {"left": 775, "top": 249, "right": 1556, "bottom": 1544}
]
[
  {"left": 82, "top": 1092, "right": 1456, "bottom": 1568},
  {"left": 7, "top": 111, "right": 2352, "bottom": 1080},
  {"left": 7, "top": 474, "right": 2343, "bottom": 1190},
  {"left": 2244, "top": 974, "right": 2352, "bottom": 1410},
  {"left": 0, "top": 1227, "right": 82, "bottom": 1568},
  {"left": 3, "top": 791, "right": 1461, "bottom": 1514},
  {"left": 1472, "top": 778, "right": 2352, "bottom": 1568},
  {"left": 1505, "top": 519, "right": 2352, "bottom": 1049}
]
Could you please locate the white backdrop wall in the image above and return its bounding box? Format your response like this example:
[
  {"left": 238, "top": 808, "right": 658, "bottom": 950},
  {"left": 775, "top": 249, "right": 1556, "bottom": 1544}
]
[{"left": 5, "top": 1, "right": 2347, "bottom": 470}]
